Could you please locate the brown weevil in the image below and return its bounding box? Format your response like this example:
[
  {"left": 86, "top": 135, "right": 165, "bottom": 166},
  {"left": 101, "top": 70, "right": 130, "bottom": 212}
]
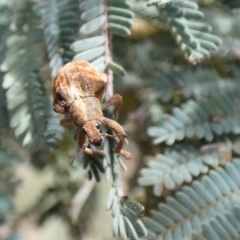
[{"left": 53, "top": 61, "right": 132, "bottom": 164}]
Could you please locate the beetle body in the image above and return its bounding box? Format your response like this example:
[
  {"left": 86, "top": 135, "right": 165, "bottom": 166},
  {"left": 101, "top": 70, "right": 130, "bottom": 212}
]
[
  {"left": 53, "top": 61, "right": 107, "bottom": 146},
  {"left": 53, "top": 61, "right": 132, "bottom": 160}
]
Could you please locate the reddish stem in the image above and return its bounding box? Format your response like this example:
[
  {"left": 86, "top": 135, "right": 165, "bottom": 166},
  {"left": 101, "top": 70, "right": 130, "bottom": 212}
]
[{"left": 104, "top": 0, "right": 113, "bottom": 96}]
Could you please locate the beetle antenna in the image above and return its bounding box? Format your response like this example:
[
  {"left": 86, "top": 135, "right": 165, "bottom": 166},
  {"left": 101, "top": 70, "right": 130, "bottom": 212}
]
[
  {"left": 69, "top": 143, "right": 88, "bottom": 165},
  {"left": 101, "top": 133, "right": 127, "bottom": 138}
]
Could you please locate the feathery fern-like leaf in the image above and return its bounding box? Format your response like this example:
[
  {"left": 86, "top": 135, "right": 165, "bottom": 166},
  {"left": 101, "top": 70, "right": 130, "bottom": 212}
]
[
  {"left": 146, "top": 0, "right": 222, "bottom": 63},
  {"left": 132, "top": 1, "right": 165, "bottom": 28},
  {"left": 148, "top": 89, "right": 240, "bottom": 144},
  {"left": 1, "top": 0, "right": 50, "bottom": 151},
  {"left": 145, "top": 65, "right": 240, "bottom": 102},
  {"left": 44, "top": 109, "right": 64, "bottom": 149},
  {"left": 71, "top": 0, "right": 134, "bottom": 75},
  {"left": 138, "top": 143, "right": 231, "bottom": 196},
  {"left": 143, "top": 159, "right": 240, "bottom": 240},
  {"left": 102, "top": 125, "right": 147, "bottom": 240},
  {"left": 33, "top": 0, "right": 79, "bottom": 78}
]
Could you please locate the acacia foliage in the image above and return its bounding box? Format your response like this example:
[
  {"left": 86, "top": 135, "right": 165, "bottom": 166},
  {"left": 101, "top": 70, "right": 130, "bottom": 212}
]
[{"left": 0, "top": 0, "right": 240, "bottom": 240}]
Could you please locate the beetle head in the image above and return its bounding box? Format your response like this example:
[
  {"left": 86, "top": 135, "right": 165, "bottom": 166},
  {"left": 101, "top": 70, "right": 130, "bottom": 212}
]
[{"left": 82, "top": 120, "right": 102, "bottom": 146}]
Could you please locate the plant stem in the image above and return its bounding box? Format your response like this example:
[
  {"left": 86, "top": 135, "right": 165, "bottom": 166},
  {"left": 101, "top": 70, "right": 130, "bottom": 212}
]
[{"left": 104, "top": 0, "right": 113, "bottom": 96}]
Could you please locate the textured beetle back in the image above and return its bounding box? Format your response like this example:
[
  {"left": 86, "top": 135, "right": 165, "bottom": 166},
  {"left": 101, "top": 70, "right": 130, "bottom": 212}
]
[{"left": 53, "top": 61, "right": 107, "bottom": 100}]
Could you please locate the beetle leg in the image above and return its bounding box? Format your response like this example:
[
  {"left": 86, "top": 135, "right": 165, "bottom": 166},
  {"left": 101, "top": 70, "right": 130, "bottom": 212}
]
[
  {"left": 77, "top": 130, "right": 86, "bottom": 148},
  {"left": 60, "top": 117, "right": 75, "bottom": 129},
  {"left": 77, "top": 131, "right": 104, "bottom": 157},
  {"left": 83, "top": 148, "right": 104, "bottom": 157},
  {"left": 102, "top": 117, "right": 132, "bottom": 160},
  {"left": 101, "top": 94, "right": 122, "bottom": 120}
]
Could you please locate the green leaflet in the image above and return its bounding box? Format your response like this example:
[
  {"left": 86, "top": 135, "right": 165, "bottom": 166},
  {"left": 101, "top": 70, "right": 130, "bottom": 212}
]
[
  {"left": 143, "top": 218, "right": 166, "bottom": 233},
  {"left": 93, "top": 63, "right": 106, "bottom": 73},
  {"left": 119, "top": 215, "right": 128, "bottom": 240},
  {"left": 147, "top": 0, "right": 172, "bottom": 7},
  {"left": 106, "top": 188, "right": 115, "bottom": 211},
  {"left": 121, "top": 198, "right": 145, "bottom": 217},
  {"left": 132, "top": 1, "right": 161, "bottom": 23},
  {"left": 108, "top": 61, "right": 126, "bottom": 76},
  {"left": 124, "top": 217, "right": 139, "bottom": 240},
  {"left": 109, "top": 23, "right": 131, "bottom": 37},
  {"left": 80, "top": 154, "right": 105, "bottom": 182},
  {"left": 108, "top": 6, "right": 134, "bottom": 19},
  {"left": 73, "top": 46, "right": 105, "bottom": 61},
  {"left": 181, "top": 0, "right": 198, "bottom": 9},
  {"left": 80, "top": 4, "right": 105, "bottom": 22},
  {"left": 180, "top": 8, "right": 205, "bottom": 19},
  {"left": 80, "top": 15, "right": 106, "bottom": 35},
  {"left": 91, "top": 56, "right": 105, "bottom": 66},
  {"left": 79, "top": 0, "right": 104, "bottom": 11},
  {"left": 112, "top": 216, "right": 119, "bottom": 237},
  {"left": 109, "top": 0, "right": 132, "bottom": 9},
  {"left": 109, "top": 15, "right": 133, "bottom": 28}
]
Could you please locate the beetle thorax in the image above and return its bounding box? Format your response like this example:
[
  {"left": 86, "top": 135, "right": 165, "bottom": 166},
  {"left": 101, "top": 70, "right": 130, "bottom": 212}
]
[{"left": 69, "top": 96, "right": 103, "bottom": 128}]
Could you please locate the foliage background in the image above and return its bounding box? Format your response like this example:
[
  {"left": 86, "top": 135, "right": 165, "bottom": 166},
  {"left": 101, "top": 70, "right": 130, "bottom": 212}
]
[{"left": 1, "top": 0, "right": 240, "bottom": 240}]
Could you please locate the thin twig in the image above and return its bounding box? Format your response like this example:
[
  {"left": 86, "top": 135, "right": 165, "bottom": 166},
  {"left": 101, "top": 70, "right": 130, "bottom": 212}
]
[
  {"left": 104, "top": 0, "right": 113, "bottom": 95},
  {"left": 69, "top": 179, "right": 96, "bottom": 224}
]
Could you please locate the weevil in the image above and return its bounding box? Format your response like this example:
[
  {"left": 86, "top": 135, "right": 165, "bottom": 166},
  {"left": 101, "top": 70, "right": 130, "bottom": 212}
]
[{"left": 53, "top": 61, "right": 132, "bottom": 163}]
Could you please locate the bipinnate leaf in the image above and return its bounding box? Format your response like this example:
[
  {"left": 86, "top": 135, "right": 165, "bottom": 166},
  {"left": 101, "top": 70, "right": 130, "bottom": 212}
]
[
  {"left": 143, "top": 160, "right": 240, "bottom": 240},
  {"left": 138, "top": 143, "right": 230, "bottom": 196},
  {"left": 71, "top": 0, "right": 134, "bottom": 74},
  {"left": 145, "top": 0, "right": 222, "bottom": 63},
  {"left": 34, "top": 0, "right": 79, "bottom": 78},
  {"left": 148, "top": 90, "right": 240, "bottom": 145}
]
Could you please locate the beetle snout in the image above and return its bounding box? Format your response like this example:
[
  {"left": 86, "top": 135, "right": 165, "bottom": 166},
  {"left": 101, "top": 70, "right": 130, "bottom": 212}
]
[{"left": 91, "top": 138, "right": 102, "bottom": 146}]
